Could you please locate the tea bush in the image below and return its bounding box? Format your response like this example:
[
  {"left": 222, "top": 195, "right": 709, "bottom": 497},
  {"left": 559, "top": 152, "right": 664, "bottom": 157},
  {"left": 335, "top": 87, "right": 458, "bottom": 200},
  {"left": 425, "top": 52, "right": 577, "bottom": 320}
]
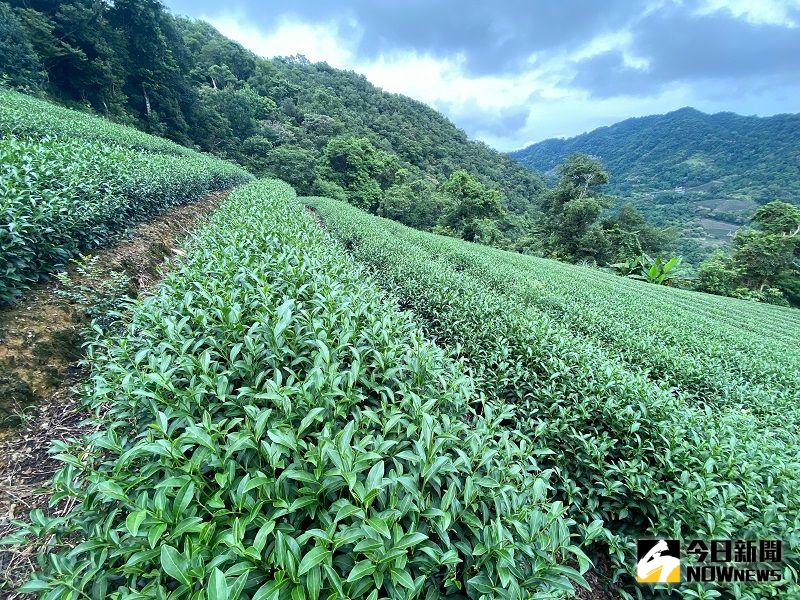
[
  {"left": 0, "top": 88, "right": 195, "bottom": 156},
  {"left": 362, "top": 215, "right": 800, "bottom": 438},
  {"left": 0, "top": 134, "right": 250, "bottom": 304},
  {"left": 12, "top": 180, "right": 590, "bottom": 599},
  {"left": 306, "top": 196, "right": 800, "bottom": 598}
]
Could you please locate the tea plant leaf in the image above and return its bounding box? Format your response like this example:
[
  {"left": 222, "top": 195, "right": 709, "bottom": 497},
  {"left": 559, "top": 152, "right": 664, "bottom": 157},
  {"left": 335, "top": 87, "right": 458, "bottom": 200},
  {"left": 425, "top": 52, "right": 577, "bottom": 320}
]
[
  {"left": 125, "top": 511, "right": 147, "bottom": 537},
  {"left": 346, "top": 560, "right": 376, "bottom": 583},
  {"left": 208, "top": 568, "right": 228, "bottom": 600},
  {"left": 297, "top": 547, "right": 331, "bottom": 576},
  {"left": 160, "top": 545, "right": 190, "bottom": 587}
]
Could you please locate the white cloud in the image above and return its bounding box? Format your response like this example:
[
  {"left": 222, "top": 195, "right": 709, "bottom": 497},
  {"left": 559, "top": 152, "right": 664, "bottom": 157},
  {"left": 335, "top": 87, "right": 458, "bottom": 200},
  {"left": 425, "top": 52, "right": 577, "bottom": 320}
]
[
  {"left": 205, "top": 13, "right": 356, "bottom": 67},
  {"left": 696, "top": 0, "right": 800, "bottom": 27},
  {"left": 200, "top": 9, "right": 800, "bottom": 151},
  {"left": 205, "top": 11, "right": 564, "bottom": 115},
  {"left": 567, "top": 30, "right": 650, "bottom": 70}
]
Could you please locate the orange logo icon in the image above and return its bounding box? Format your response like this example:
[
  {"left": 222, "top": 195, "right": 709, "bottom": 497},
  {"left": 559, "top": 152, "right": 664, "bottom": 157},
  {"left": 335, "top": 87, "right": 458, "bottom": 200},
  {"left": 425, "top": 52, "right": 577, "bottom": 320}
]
[{"left": 637, "top": 539, "right": 681, "bottom": 583}]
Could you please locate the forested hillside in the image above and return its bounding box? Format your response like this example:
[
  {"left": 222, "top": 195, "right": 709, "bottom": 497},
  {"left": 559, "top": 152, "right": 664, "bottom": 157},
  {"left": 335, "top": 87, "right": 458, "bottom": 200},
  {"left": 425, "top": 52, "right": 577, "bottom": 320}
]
[
  {"left": 510, "top": 108, "right": 800, "bottom": 259},
  {"left": 0, "top": 0, "right": 542, "bottom": 230}
]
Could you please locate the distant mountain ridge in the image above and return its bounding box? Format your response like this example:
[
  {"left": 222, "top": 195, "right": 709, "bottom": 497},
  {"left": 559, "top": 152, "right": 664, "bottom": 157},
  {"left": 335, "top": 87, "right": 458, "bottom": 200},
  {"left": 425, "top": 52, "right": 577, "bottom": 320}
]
[{"left": 509, "top": 107, "right": 800, "bottom": 260}]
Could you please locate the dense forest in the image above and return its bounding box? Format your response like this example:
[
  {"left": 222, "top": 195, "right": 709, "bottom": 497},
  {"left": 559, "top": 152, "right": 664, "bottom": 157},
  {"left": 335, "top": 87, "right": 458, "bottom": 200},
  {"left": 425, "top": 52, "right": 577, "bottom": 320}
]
[
  {"left": 0, "top": 0, "right": 544, "bottom": 242},
  {"left": 510, "top": 107, "right": 800, "bottom": 260}
]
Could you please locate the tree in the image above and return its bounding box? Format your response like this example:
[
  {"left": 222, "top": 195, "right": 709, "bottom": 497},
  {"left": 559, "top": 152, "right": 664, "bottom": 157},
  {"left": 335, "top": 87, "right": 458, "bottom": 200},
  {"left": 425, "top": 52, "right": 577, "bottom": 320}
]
[
  {"left": 197, "top": 84, "right": 276, "bottom": 147},
  {"left": 696, "top": 200, "right": 800, "bottom": 305},
  {"left": 733, "top": 231, "right": 795, "bottom": 291},
  {"left": 318, "top": 136, "right": 399, "bottom": 212},
  {"left": 734, "top": 201, "right": 799, "bottom": 293},
  {"left": 0, "top": 3, "right": 44, "bottom": 89},
  {"left": 752, "top": 200, "right": 800, "bottom": 236},
  {"left": 261, "top": 145, "right": 318, "bottom": 192},
  {"left": 696, "top": 251, "right": 740, "bottom": 296},
  {"left": 380, "top": 178, "right": 444, "bottom": 230},
  {"left": 7, "top": 0, "right": 127, "bottom": 113},
  {"left": 108, "top": 0, "right": 193, "bottom": 141},
  {"left": 539, "top": 154, "right": 613, "bottom": 261},
  {"left": 599, "top": 203, "right": 674, "bottom": 264},
  {"left": 440, "top": 171, "right": 505, "bottom": 242}
]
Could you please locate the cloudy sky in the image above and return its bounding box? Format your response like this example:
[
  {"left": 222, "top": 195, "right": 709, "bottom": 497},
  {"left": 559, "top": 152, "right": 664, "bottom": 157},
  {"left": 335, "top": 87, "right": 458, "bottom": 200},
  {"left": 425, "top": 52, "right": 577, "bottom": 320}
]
[{"left": 162, "top": 0, "right": 800, "bottom": 151}]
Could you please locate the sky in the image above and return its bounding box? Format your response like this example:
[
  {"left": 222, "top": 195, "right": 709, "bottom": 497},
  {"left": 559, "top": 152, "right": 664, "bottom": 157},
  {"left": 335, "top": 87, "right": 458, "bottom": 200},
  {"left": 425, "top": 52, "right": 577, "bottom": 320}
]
[{"left": 162, "top": 0, "right": 800, "bottom": 151}]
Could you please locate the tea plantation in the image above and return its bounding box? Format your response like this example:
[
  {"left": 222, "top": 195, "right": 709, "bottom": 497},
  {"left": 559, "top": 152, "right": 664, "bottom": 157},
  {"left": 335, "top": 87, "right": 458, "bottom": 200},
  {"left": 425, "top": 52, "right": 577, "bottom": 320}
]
[
  {"left": 0, "top": 89, "right": 251, "bottom": 304},
  {"left": 12, "top": 180, "right": 589, "bottom": 599},
  {"left": 3, "top": 92, "right": 798, "bottom": 600},
  {"left": 305, "top": 195, "right": 800, "bottom": 599}
]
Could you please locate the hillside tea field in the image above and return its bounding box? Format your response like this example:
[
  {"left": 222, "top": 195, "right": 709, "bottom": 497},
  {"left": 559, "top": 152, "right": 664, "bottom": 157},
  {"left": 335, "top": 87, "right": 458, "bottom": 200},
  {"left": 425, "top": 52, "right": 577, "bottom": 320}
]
[
  {"left": 0, "top": 90, "right": 251, "bottom": 304},
  {"left": 306, "top": 195, "right": 800, "bottom": 599},
  {"left": 0, "top": 89, "right": 197, "bottom": 157},
  {"left": 12, "top": 180, "right": 592, "bottom": 599},
  {"left": 2, "top": 87, "right": 798, "bottom": 599}
]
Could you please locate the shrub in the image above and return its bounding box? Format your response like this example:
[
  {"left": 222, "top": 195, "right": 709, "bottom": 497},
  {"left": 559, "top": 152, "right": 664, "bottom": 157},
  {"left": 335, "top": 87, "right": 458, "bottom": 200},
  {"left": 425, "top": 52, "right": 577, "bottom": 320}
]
[
  {"left": 306, "top": 195, "right": 800, "bottom": 599},
  {"left": 11, "top": 180, "right": 589, "bottom": 599}
]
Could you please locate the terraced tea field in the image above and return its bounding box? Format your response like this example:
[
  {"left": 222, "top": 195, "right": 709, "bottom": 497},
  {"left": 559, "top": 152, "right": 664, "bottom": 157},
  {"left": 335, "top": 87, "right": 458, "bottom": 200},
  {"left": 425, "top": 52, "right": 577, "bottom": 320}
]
[
  {"left": 306, "top": 195, "right": 800, "bottom": 599},
  {"left": 0, "top": 89, "right": 251, "bottom": 304},
  {"left": 2, "top": 89, "right": 798, "bottom": 600},
  {"left": 8, "top": 180, "right": 589, "bottom": 599}
]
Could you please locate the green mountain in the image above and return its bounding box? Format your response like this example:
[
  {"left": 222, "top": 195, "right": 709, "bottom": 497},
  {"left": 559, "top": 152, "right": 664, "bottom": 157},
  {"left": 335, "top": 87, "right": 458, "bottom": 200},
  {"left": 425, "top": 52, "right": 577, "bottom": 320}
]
[
  {"left": 0, "top": 0, "right": 542, "bottom": 221},
  {"left": 510, "top": 107, "right": 800, "bottom": 261}
]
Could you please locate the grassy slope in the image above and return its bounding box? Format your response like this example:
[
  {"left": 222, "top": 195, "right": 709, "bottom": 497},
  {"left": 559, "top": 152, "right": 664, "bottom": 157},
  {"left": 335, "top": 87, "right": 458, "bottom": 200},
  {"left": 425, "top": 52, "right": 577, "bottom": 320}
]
[{"left": 0, "top": 88, "right": 197, "bottom": 156}]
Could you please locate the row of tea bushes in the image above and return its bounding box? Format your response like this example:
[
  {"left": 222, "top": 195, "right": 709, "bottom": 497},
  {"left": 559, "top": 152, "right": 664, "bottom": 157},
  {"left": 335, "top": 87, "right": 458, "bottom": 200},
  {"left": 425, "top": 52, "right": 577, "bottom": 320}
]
[
  {"left": 358, "top": 214, "right": 800, "bottom": 442},
  {"left": 0, "top": 88, "right": 196, "bottom": 156},
  {"left": 11, "top": 180, "right": 589, "bottom": 599},
  {"left": 306, "top": 195, "right": 799, "bottom": 599},
  {"left": 0, "top": 134, "right": 250, "bottom": 304}
]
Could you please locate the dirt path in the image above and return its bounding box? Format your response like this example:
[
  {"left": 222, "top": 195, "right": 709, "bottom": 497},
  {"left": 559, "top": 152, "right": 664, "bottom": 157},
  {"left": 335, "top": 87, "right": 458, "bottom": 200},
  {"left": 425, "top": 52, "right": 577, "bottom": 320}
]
[{"left": 0, "top": 189, "right": 228, "bottom": 596}]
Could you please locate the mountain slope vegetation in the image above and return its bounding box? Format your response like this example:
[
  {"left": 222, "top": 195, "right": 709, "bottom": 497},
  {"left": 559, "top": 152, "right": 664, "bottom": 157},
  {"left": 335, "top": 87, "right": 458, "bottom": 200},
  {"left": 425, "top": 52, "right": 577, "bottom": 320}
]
[
  {"left": 510, "top": 107, "right": 800, "bottom": 259},
  {"left": 0, "top": 0, "right": 542, "bottom": 225}
]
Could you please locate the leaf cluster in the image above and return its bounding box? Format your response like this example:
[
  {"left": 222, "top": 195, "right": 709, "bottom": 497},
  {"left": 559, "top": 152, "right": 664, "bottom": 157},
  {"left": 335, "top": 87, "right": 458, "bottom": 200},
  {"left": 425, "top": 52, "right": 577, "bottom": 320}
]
[{"left": 13, "top": 181, "right": 589, "bottom": 599}]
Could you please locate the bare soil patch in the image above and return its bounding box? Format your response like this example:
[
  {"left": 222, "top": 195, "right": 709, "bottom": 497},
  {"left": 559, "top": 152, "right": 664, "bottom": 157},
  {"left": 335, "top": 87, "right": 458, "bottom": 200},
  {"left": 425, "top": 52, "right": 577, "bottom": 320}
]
[{"left": 0, "top": 190, "right": 228, "bottom": 596}]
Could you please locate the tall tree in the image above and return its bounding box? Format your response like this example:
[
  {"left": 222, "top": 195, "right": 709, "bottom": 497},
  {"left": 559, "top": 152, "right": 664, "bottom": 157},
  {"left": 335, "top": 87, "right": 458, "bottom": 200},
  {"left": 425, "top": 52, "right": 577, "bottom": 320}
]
[
  {"left": 0, "top": 3, "right": 44, "bottom": 89},
  {"left": 440, "top": 171, "right": 505, "bottom": 242},
  {"left": 733, "top": 201, "right": 800, "bottom": 291},
  {"left": 598, "top": 203, "right": 674, "bottom": 263},
  {"left": 7, "top": 0, "right": 126, "bottom": 113},
  {"left": 539, "top": 153, "right": 613, "bottom": 261},
  {"left": 108, "top": 0, "right": 192, "bottom": 141},
  {"left": 318, "top": 136, "right": 399, "bottom": 212},
  {"left": 697, "top": 201, "right": 800, "bottom": 305}
]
